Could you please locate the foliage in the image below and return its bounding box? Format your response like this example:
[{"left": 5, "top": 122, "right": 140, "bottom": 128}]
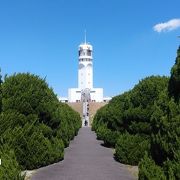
[
  {"left": 95, "top": 124, "right": 120, "bottom": 147},
  {"left": 0, "top": 145, "right": 24, "bottom": 180},
  {"left": 163, "top": 158, "right": 180, "bottom": 180},
  {"left": 0, "top": 73, "right": 81, "bottom": 172},
  {"left": 168, "top": 46, "right": 180, "bottom": 101},
  {"left": 150, "top": 92, "right": 180, "bottom": 165},
  {"left": 138, "top": 46, "right": 180, "bottom": 179},
  {"left": 2, "top": 73, "right": 59, "bottom": 128},
  {"left": 56, "top": 103, "right": 81, "bottom": 147},
  {"left": 92, "top": 46, "right": 180, "bottom": 179},
  {"left": 138, "top": 153, "right": 166, "bottom": 180},
  {"left": 103, "top": 129, "right": 120, "bottom": 147},
  {"left": 92, "top": 76, "right": 168, "bottom": 166},
  {"left": 92, "top": 72, "right": 180, "bottom": 180},
  {"left": 93, "top": 76, "right": 168, "bottom": 136},
  {"left": 115, "top": 133, "right": 150, "bottom": 165},
  {"left": 0, "top": 68, "right": 2, "bottom": 113}
]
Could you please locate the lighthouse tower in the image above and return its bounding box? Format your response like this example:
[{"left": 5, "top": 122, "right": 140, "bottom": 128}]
[
  {"left": 78, "top": 42, "right": 93, "bottom": 90},
  {"left": 68, "top": 35, "right": 103, "bottom": 103}
]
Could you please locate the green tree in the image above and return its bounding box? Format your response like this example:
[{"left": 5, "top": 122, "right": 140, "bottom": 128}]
[
  {"left": 92, "top": 46, "right": 180, "bottom": 180},
  {"left": 115, "top": 133, "right": 149, "bottom": 165},
  {"left": 168, "top": 46, "right": 180, "bottom": 101},
  {"left": 1, "top": 73, "right": 81, "bottom": 170},
  {"left": 92, "top": 76, "right": 168, "bottom": 140},
  {"left": 0, "top": 68, "right": 2, "bottom": 113},
  {"left": 150, "top": 90, "right": 180, "bottom": 178},
  {"left": 147, "top": 46, "right": 180, "bottom": 178},
  {"left": 0, "top": 145, "right": 24, "bottom": 180},
  {"left": 139, "top": 153, "right": 166, "bottom": 180}
]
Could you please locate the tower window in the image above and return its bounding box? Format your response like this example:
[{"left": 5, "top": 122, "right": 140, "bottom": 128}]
[{"left": 87, "top": 50, "right": 91, "bottom": 56}]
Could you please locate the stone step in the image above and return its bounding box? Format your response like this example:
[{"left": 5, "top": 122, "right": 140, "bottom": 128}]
[{"left": 68, "top": 102, "right": 107, "bottom": 125}]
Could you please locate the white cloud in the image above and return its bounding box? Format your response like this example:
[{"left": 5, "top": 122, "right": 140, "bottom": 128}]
[{"left": 153, "top": 18, "right": 180, "bottom": 33}]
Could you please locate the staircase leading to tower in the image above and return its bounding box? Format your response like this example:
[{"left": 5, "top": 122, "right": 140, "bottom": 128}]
[{"left": 68, "top": 102, "right": 107, "bottom": 126}]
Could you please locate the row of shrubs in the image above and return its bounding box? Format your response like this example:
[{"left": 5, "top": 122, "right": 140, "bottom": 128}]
[
  {"left": 92, "top": 47, "right": 180, "bottom": 179},
  {"left": 0, "top": 73, "right": 81, "bottom": 179}
]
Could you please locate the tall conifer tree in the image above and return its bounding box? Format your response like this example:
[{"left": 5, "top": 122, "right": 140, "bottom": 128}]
[
  {"left": 168, "top": 46, "right": 180, "bottom": 100},
  {"left": 0, "top": 68, "right": 2, "bottom": 112}
]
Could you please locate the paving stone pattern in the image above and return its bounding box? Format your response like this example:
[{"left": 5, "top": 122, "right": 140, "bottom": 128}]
[{"left": 31, "top": 128, "right": 136, "bottom": 180}]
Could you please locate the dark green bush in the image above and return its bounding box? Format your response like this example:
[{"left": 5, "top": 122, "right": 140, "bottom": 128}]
[
  {"left": 150, "top": 95, "right": 180, "bottom": 165},
  {"left": 115, "top": 133, "right": 150, "bottom": 165},
  {"left": 92, "top": 46, "right": 180, "bottom": 180},
  {"left": 139, "top": 153, "right": 166, "bottom": 180},
  {"left": 2, "top": 73, "right": 60, "bottom": 128},
  {"left": 13, "top": 129, "right": 64, "bottom": 170},
  {"left": 0, "top": 69, "right": 2, "bottom": 112},
  {"left": 95, "top": 124, "right": 120, "bottom": 147},
  {"left": 163, "top": 158, "right": 180, "bottom": 180},
  {"left": 0, "top": 145, "right": 24, "bottom": 180},
  {"left": 96, "top": 124, "right": 107, "bottom": 140},
  {"left": 138, "top": 47, "right": 180, "bottom": 179},
  {"left": 168, "top": 46, "right": 180, "bottom": 101},
  {"left": 56, "top": 103, "right": 81, "bottom": 147},
  {"left": 103, "top": 130, "right": 120, "bottom": 147},
  {"left": 0, "top": 73, "right": 81, "bottom": 171},
  {"left": 93, "top": 76, "right": 168, "bottom": 138}
]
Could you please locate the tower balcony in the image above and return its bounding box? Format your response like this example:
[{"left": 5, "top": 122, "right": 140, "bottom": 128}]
[{"left": 79, "top": 57, "right": 93, "bottom": 62}]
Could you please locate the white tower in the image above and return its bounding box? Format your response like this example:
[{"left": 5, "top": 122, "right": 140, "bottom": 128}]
[
  {"left": 68, "top": 34, "right": 104, "bottom": 103},
  {"left": 78, "top": 41, "right": 93, "bottom": 90}
]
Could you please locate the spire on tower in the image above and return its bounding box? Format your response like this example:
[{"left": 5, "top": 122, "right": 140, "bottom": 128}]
[{"left": 84, "top": 30, "right": 87, "bottom": 44}]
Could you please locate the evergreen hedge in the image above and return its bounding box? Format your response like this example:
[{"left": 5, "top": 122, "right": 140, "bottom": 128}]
[
  {"left": 0, "top": 145, "right": 24, "bottom": 180},
  {"left": 139, "top": 153, "right": 166, "bottom": 180},
  {"left": 0, "top": 73, "right": 81, "bottom": 174},
  {"left": 92, "top": 75, "right": 168, "bottom": 166},
  {"left": 92, "top": 47, "right": 180, "bottom": 179},
  {"left": 115, "top": 133, "right": 150, "bottom": 165}
]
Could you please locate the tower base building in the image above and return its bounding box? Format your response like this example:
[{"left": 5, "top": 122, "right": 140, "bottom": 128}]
[{"left": 68, "top": 88, "right": 103, "bottom": 103}]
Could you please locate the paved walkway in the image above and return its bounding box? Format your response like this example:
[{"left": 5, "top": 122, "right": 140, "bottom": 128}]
[{"left": 31, "top": 128, "right": 136, "bottom": 180}]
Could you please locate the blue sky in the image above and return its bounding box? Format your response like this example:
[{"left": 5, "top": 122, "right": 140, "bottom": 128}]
[{"left": 0, "top": 0, "right": 180, "bottom": 97}]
